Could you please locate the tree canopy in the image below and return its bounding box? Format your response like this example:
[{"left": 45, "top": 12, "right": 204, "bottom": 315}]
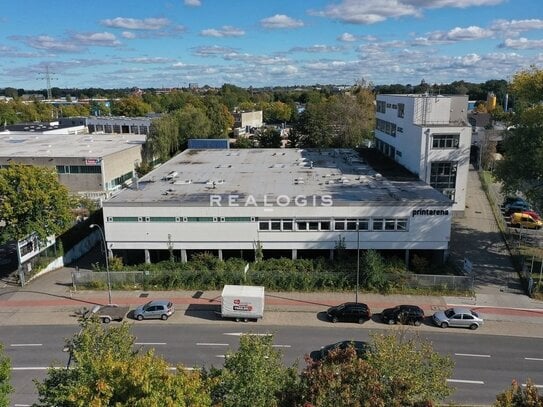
[
  {"left": 0, "top": 343, "right": 12, "bottom": 407},
  {"left": 0, "top": 164, "right": 74, "bottom": 244}
]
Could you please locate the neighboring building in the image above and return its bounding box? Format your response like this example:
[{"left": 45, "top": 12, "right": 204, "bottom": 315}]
[
  {"left": 233, "top": 110, "right": 263, "bottom": 136},
  {"left": 0, "top": 130, "right": 145, "bottom": 200},
  {"left": 102, "top": 148, "right": 452, "bottom": 265},
  {"left": 374, "top": 94, "right": 471, "bottom": 213},
  {"left": 87, "top": 116, "right": 153, "bottom": 135}
]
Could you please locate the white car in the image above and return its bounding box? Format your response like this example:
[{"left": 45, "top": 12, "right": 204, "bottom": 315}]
[{"left": 432, "top": 307, "right": 483, "bottom": 330}]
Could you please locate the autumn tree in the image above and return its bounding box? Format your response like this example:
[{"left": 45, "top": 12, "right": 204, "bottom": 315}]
[
  {"left": 204, "top": 96, "right": 233, "bottom": 137},
  {"left": 208, "top": 334, "right": 297, "bottom": 407},
  {"left": 0, "top": 343, "right": 12, "bottom": 407},
  {"left": 495, "top": 379, "right": 543, "bottom": 407},
  {"left": 111, "top": 95, "right": 152, "bottom": 116},
  {"left": 0, "top": 164, "right": 74, "bottom": 244},
  {"left": 257, "top": 127, "right": 282, "bottom": 148},
  {"left": 35, "top": 320, "right": 211, "bottom": 407}
]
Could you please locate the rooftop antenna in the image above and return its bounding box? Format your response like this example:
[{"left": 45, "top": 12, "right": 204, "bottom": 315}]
[{"left": 37, "top": 65, "right": 57, "bottom": 100}]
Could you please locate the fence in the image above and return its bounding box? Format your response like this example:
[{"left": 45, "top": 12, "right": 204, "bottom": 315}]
[{"left": 71, "top": 270, "right": 473, "bottom": 292}]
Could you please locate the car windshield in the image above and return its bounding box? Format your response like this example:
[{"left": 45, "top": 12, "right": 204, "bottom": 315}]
[
  {"left": 471, "top": 311, "right": 479, "bottom": 318},
  {"left": 335, "top": 304, "right": 345, "bottom": 311},
  {"left": 143, "top": 302, "right": 153, "bottom": 310},
  {"left": 444, "top": 309, "right": 456, "bottom": 318}
]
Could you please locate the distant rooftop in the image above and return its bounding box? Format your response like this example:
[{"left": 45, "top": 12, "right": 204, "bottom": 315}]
[
  {"left": 106, "top": 148, "right": 450, "bottom": 207},
  {"left": 2, "top": 121, "right": 81, "bottom": 132},
  {"left": 0, "top": 132, "right": 145, "bottom": 158}
]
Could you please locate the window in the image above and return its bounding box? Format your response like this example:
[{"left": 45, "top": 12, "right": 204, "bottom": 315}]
[
  {"left": 432, "top": 134, "right": 460, "bottom": 149},
  {"left": 282, "top": 220, "right": 293, "bottom": 230},
  {"left": 187, "top": 217, "right": 214, "bottom": 222},
  {"left": 358, "top": 219, "right": 369, "bottom": 230},
  {"left": 334, "top": 219, "right": 345, "bottom": 230},
  {"left": 112, "top": 216, "right": 138, "bottom": 222},
  {"left": 346, "top": 220, "right": 357, "bottom": 230},
  {"left": 397, "top": 127, "right": 403, "bottom": 133},
  {"left": 397, "top": 219, "right": 408, "bottom": 231},
  {"left": 385, "top": 218, "right": 396, "bottom": 230},
  {"left": 259, "top": 221, "right": 270, "bottom": 231},
  {"left": 271, "top": 220, "right": 281, "bottom": 230},
  {"left": 296, "top": 221, "right": 308, "bottom": 231},
  {"left": 225, "top": 217, "right": 252, "bottom": 222},
  {"left": 309, "top": 221, "right": 319, "bottom": 230},
  {"left": 372, "top": 218, "right": 384, "bottom": 231},
  {"left": 377, "top": 100, "right": 386, "bottom": 113},
  {"left": 397, "top": 103, "right": 405, "bottom": 118},
  {"left": 150, "top": 217, "right": 176, "bottom": 222},
  {"left": 320, "top": 221, "right": 331, "bottom": 231},
  {"left": 430, "top": 162, "right": 457, "bottom": 196}
]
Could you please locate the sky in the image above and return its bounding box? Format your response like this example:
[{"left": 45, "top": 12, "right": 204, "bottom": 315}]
[{"left": 0, "top": 0, "right": 542, "bottom": 90}]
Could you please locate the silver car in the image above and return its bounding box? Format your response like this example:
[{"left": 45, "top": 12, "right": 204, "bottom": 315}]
[
  {"left": 134, "top": 300, "right": 175, "bottom": 321},
  {"left": 432, "top": 307, "right": 483, "bottom": 330}
]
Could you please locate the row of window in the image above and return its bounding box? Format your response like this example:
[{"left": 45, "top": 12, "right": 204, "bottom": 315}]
[
  {"left": 430, "top": 161, "right": 457, "bottom": 201},
  {"left": 375, "top": 138, "right": 398, "bottom": 160},
  {"left": 106, "top": 216, "right": 409, "bottom": 231},
  {"left": 107, "top": 171, "right": 134, "bottom": 189},
  {"left": 57, "top": 165, "right": 102, "bottom": 174},
  {"left": 376, "top": 101, "right": 405, "bottom": 118},
  {"left": 432, "top": 134, "right": 460, "bottom": 149},
  {"left": 376, "top": 119, "right": 397, "bottom": 137}
]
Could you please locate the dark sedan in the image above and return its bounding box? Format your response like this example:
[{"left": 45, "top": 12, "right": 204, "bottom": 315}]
[
  {"left": 381, "top": 304, "right": 424, "bottom": 326},
  {"left": 309, "top": 340, "right": 369, "bottom": 361},
  {"left": 326, "top": 302, "right": 371, "bottom": 324}
]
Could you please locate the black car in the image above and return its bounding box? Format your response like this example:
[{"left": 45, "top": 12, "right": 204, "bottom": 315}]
[
  {"left": 327, "top": 302, "right": 371, "bottom": 324},
  {"left": 381, "top": 304, "right": 424, "bottom": 326},
  {"left": 309, "top": 340, "right": 369, "bottom": 361},
  {"left": 502, "top": 196, "right": 527, "bottom": 208}
]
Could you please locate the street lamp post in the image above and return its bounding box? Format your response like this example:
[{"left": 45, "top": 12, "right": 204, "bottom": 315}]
[{"left": 90, "top": 224, "right": 112, "bottom": 304}]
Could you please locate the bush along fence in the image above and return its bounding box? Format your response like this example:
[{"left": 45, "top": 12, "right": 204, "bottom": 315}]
[{"left": 73, "top": 252, "right": 473, "bottom": 293}]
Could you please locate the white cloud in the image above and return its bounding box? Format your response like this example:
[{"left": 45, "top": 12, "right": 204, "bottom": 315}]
[
  {"left": 200, "top": 26, "right": 245, "bottom": 37},
  {"left": 124, "top": 57, "right": 175, "bottom": 64},
  {"left": 10, "top": 35, "right": 81, "bottom": 52},
  {"left": 499, "top": 38, "right": 543, "bottom": 50},
  {"left": 338, "top": 33, "right": 357, "bottom": 42},
  {"left": 414, "top": 26, "right": 493, "bottom": 45},
  {"left": 184, "top": 0, "right": 201, "bottom": 6},
  {"left": 73, "top": 32, "right": 121, "bottom": 47},
  {"left": 310, "top": 0, "right": 505, "bottom": 24},
  {"left": 289, "top": 44, "right": 345, "bottom": 53},
  {"left": 192, "top": 45, "right": 238, "bottom": 57},
  {"left": 491, "top": 19, "right": 543, "bottom": 35},
  {"left": 122, "top": 31, "right": 136, "bottom": 39},
  {"left": 260, "top": 14, "right": 304, "bottom": 29},
  {"left": 101, "top": 17, "right": 170, "bottom": 30}
]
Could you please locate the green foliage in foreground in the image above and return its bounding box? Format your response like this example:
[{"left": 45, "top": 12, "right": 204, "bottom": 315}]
[
  {"left": 495, "top": 379, "right": 543, "bottom": 406},
  {"left": 0, "top": 343, "right": 12, "bottom": 407}
]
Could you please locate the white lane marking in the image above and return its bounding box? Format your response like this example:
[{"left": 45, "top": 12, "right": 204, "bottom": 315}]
[
  {"left": 216, "top": 354, "right": 226, "bottom": 358},
  {"left": 10, "top": 343, "right": 42, "bottom": 347},
  {"left": 454, "top": 353, "right": 491, "bottom": 358},
  {"left": 525, "top": 357, "right": 543, "bottom": 361},
  {"left": 14, "top": 404, "right": 31, "bottom": 406},
  {"left": 11, "top": 366, "right": 62, "bottom": 371},
  {"left": 197, "top": 343, "right": 229, "bottom": 346},
  {"left": 167, "top": 367, "right": 200, "bottom": 371},
  {"left": 272, "top": 345, "right": 291, "bottom": 348},
  {"left": 447, "top": 379, "right": 485, "bottom": 385},
  {"left": 135, "top": 342, "right": 167, "bottom": 345},
  {"left": 522, "top": 383, "right": 543, "bottom": 388},
  {"left": 224, "top": 332, "right": 272, "bottom": 336}
]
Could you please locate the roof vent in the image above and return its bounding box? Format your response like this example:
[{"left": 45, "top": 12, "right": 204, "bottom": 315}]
[{"left": 164, "top": 171, "right": 178, "bottom": 180}]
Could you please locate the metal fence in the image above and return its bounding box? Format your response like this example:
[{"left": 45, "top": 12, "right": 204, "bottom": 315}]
[{"left": 72, "top": 270, "right": 473, "bottom": 292}]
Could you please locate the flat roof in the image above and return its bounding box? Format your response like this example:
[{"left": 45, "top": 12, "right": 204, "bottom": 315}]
[
  {"left": 105, "top": 148, "right": 451, "bottom": 207},
  {"left": 0, "top": 132, "right": 145, "bottom": 159},
  {"left": 2, "top": 121, "right": 80, "bottom": 132}
]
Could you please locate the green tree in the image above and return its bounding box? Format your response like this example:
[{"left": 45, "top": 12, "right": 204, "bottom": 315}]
[
  {"left": 495, "top": 379, "right": 543, "bottom": 406},
  {"left": 0, "top": 343, "right": 13, "bottom": 407},
  {"left": 204, "top": 96, "right": 233, "bottom": 137},
  {"left": 35, "top": 320, "right": 211, "bottom": 407},
  {"left": 232, "top": 137, "right": 254, "bottom": 149},
  {"left": 257, "top": 127, "right": 282, "bottom": 148},
  {"left": 176, "top": 104, "right": 212, "bottom": 140},
  {"left": 146, "top": 113, "right": 180, "bottom": 162},
  {"left": 209, "top": 334, "right": 296, "bottom": 407},
  {"left": 361, "top": 249, "right": 389, "bottom": 291},
  {"left": 111, "top": 96, "right": 152, "bottom": 117},
  {"left": 0, "top": 164, "right": 73, "bottom": 244},
  {"left": 263, "top": 101, "right": 293, "bottom": 124}
]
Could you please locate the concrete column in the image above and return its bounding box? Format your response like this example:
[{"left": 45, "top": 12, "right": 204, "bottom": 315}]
[
  {"left": 404, "top": 249, "right": 410, "bottom": 270},
  {"left": 144, "top": 249, "right": 151, "bottom": 264},
  {"left": 292, "top": 249, "right": 297, "bottom": 260},
  {"left": 329, "top": 249, "right": 334, "bottom": 261},
  {"left": 218, "top": 249, "right": 223, "bottom": 261},
  {"left": 180, "top": 249, "right": 188, "bottom": 263}
]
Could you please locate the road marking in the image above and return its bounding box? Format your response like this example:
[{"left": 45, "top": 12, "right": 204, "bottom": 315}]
[
  {"left": 525, "top": 357, "right": 543, "bottom": 361},
  {"left": 447, "top": 379, "right": 485, "bottom": 385},
  {"left": 10, "top": 344, "right": 42, "bottom": 347},
  {"left": 216, "top": 354, "right": 226, "bottom": 358},
  {"left": 135, "top": 342, "right": 166, "bottom": 345},
  {"left": 14, "top": 404, "right": 31, "bottom": 406},
  {"left": 522, "top": 383, "right": 543, "bottom": 388},
  {"left": 11, "top": 367, "right": 62, "bottom": 371},
  {"left": 454, "top": 353, "right": 491, "bottom": 358},
  {"left": 272, "top": 345, "right": 291, "bottom": 348},
  {"left": 167, "top": 367, "right": 200, "bottom": 371},
  {"left": 224, "top": 332, "right": 272, "bottom": 336},
  {"left": 197, "top": 343, "right": 229, "bottom": 346}
]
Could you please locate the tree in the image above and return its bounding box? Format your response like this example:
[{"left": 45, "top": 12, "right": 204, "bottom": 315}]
[
  {"left": 176, "top": 104, "right": 212, "bottom": 141},
  {"left": 232, "top": 137, "right": 255, "bottom": 149},
  {"left": 257, "top": 127, "right": 282, "bottom": 148},
  {"left": 111, "top": 95, "right": 152, "bottom": 116},
  {"left": 0, "top": 343, "right": 12, "bottom": 407},
  {"left": 0, "top": 164, "right": 74, "bottom": 244},
  {"left": 495, "top": 379, "right": 543, "bottom": 406},
  {"left": 208, "top": 334, "right": 296, "bottom": 407},
  {"left": 35, "top": 320, "right": 211, "bottom": 407},
  {"left": 146, "top": 113, "right": 180, "bottom": 162},
  {"left": 204, "top": 96, "right": 233, "bottom": 137}
]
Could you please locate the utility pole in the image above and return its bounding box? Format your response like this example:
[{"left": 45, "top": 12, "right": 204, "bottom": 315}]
[{"left": 37, "top": 65, "right": 57, "bottom": 100}]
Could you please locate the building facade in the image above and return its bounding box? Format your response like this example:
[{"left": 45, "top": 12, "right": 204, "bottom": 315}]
[
  {"left": 87, "top": 116, "right": 154, "bottom": 135},
  {"left": 374, "top": 94, "right": 471, "bottom": 213},
  {"left": 102, "top": 148, "right": 452, "bottom": 265}
]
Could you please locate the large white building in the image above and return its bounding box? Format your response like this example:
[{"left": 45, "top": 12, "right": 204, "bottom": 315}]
[
  {"left": 102, "top": 148, "right": 452, "bottom": 265},
  {"left": 374, "top": 94, "right": 471, "bottom": 213}
]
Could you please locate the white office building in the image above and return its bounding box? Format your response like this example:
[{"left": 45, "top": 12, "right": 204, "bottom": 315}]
[
  {"left": 374, "top": 94, "right": 471, "bottom": 213},
  {"left": 102, "top": 148, "right": 452, "bottom": 265}
]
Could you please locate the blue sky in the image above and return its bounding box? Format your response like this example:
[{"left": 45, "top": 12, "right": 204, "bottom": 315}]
[{"left": 0, "top": 0, "right": 542, "bottom": 89}]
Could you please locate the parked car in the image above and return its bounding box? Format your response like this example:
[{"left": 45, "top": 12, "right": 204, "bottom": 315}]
[
  {"left": 134, "top": 300, "right": 175, "bottom": 321},
  {"left": 502, "top": 196, "right": 527, "bottom": 208},
  {"left": 522, "top": 210, "right": 541, "bottom": 221},
  {"left": 504, "top": 202, "right": 531, "bottom": 216},
  {"left": 326, "top": 302, "right": 371, "bottom": 324},
  {"left": 309, "top": 340, "right": 369, "bottom": 361},
  {"left": 432, "top": 307, "right": 483, "bottom": 330},
  {"left": 381, "top": 305, "right": 424, "bottom": 326},
  {"left": 510, "top": 212, "right": 543, "bottom": 229}
]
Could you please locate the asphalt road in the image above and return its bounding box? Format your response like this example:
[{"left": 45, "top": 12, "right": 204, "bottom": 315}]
[{"left": 2, "top": 323, "right": 543, "bottom": 406}]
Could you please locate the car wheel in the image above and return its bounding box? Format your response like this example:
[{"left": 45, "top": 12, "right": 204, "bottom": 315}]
[
  {"left": 387, "top": 318, "right": 395, "bottom": 325},
  {"left": 136, "top": 314, "right": 143, "bottom": 321},
  {"left": 440, "top": 322, "right": 448, "bottom": 329},
  {"left": 161, "top": 314, "right": 168, "bottom": 321},
  {"left": 469, "top": 323, "right": 478, "bottom": 330},
  {"left": 103, "top": 317, "right": 111, "bottom": 324},
  {"left": 414, "top": 319, "right": 422, "bottom": 326},
  {"left": 331, "top": 316, "right": 338, "bottom": 323},
  {"left": 358, "top": 318, "right": 366, "bottom": 324}
]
